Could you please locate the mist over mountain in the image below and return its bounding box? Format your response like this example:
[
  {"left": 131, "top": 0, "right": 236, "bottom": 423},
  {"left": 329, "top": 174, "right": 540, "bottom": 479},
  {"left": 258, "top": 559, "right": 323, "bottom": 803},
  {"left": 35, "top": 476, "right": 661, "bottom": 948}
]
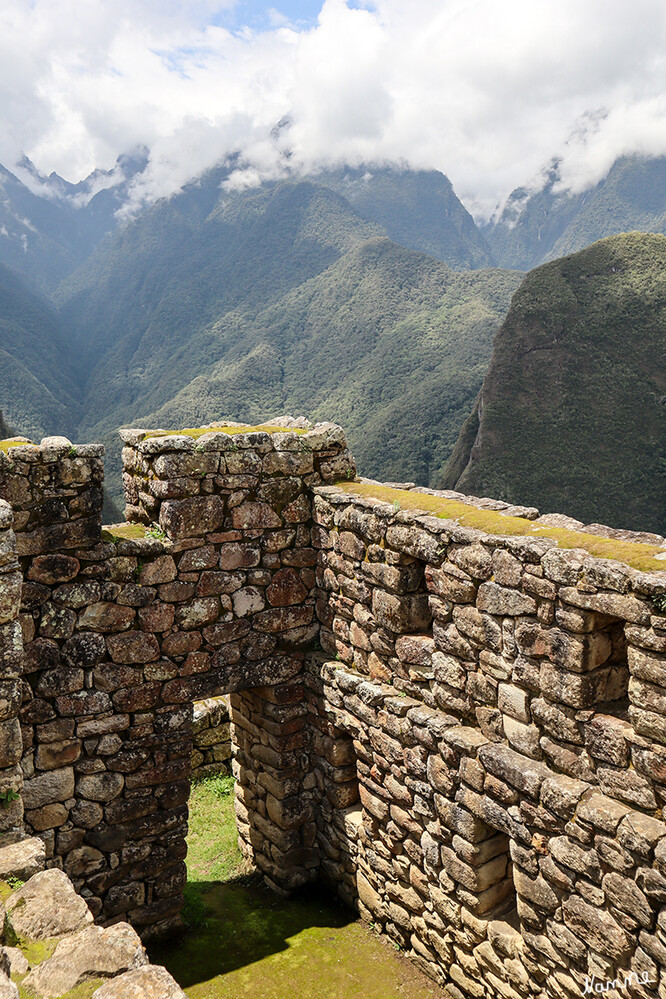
[
  {"left": 0, "top": 152, "right": 149, "bottom": 293},
  {"left": 442, "top": 232, "right": 666, "bottom": 534},
  {"left": 55, "top": 171, "right": 520, "bottom": 503},
  {"left": 485, "top": 155, "right": 666, "bottom": 271},
  {"left": 0, "top": 263, "right": 81, "bottom": 439}
]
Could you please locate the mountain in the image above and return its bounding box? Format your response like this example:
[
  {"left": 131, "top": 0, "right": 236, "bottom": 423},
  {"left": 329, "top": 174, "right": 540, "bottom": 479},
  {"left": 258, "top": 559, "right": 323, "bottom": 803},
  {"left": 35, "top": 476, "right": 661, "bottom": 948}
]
[
  {"left": 310, "top": 166, "right": 494, "bottom": 269},
  {"left": 54, "top": 173, "right": 521, "bottom": 504},
  {"left": 0, "top": 264, "right": 81, "bottom": 439},
  {"left": 485, "top": 154, "right": 666, "bottom": 271},
  {"left": 0, "top": 152, "right": 149, "bottom": 293},
  {"left": 441, "top": 232, "right": 666, "bottom": 534}
]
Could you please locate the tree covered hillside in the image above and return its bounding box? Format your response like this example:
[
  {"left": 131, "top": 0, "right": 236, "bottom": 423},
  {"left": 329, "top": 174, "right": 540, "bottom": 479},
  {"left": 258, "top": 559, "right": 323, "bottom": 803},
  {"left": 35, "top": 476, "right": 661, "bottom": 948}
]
[
  {"left": 312, "top": 166, "right": 494, "bottom": 268},
  {"left": 442, "top": 232, "right": 666, "bottom": 534},
  {"left": 0, "top": 264, "right": 81, "bottom": 439},
  {"left": 55, "top": 176, "right": 521, "bottom": 504},
  {"left": 486, "top": 155, "right": 666, "bottom": 271}
]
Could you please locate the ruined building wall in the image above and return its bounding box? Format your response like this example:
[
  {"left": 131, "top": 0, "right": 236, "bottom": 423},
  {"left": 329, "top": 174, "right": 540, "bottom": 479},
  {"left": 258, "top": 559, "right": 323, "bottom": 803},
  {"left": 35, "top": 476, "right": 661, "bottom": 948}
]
[
  {"left": 191, "top": 697, "right": 231, "bottom": 779},
  {"left": 0, "top": 426, "right": 355, "bottom": 935},
  {"left": 1, "top": 425, "right": 666, "bottom": 999},
  {"left": 308, "top": 483, "right": 666, "bottom": 998}
]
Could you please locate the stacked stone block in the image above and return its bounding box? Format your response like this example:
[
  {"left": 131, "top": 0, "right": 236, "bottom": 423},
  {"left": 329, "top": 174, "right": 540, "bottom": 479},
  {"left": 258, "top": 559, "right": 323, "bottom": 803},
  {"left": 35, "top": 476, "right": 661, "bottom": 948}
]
[
  {"left": 0, "top": 501, "right": 23, "bottom": 842},
  {"left": 310, "top": 482, "right": 666, "bottom": 996},
  {"left": 0, "top": 437, "right": 104, "bottom": 556},
  {"left": 0, "top": 424, "right": 354, "bottom": 938},
  {"left": 191, "top": 697, "right": 232, "bottom": 779}
]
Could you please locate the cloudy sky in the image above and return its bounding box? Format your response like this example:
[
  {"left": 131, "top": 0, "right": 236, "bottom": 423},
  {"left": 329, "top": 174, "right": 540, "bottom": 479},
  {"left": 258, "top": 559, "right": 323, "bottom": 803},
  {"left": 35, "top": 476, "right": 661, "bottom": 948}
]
[{"left": 3, "top": 0, "right": 666, "bottom": 218}]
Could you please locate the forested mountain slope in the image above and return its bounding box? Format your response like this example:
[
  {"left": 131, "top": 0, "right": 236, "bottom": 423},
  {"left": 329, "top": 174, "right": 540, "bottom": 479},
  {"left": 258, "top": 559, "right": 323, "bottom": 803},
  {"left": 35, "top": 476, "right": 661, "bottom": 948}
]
[
  {"left": 486, "top": 155, "right": 666, "bottom": 271},
  {"left": 442, "top": 232, "right": 666, "bottom": 534},
  {"left": 312, "top": 166, "right": 494, "bottom": 268},
  {"left": 0, "top": 264, "right": 81, "bottom": 439},
  {"left": 55, "top": 176, "right": 521, "bottom": 503}
]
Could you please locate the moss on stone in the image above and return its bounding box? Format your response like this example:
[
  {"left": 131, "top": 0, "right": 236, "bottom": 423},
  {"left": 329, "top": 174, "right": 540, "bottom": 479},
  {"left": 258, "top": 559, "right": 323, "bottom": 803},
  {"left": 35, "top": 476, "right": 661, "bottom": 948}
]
[
  {"left": 18, "top": 976, "right": 104, "bottom": 999},
  {"left": 0, "top": 440, "right": 36, "bottom": 453},
  {"left": 144, "top": 424, "right": 307, "bottom": 441},
  {"left": 101, "top": 523, "right": 149, "bottom": 542},
  {"left": 337, "top": 480, "right": 666, "bottom": 574}
]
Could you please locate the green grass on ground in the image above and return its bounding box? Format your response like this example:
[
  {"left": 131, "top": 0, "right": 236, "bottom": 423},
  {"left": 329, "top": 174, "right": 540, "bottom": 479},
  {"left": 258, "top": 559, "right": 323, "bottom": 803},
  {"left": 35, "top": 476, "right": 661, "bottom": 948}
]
[
  {"left": 337, "top": 480, "right": 666, "bottom": 574},
  {"left": 149, "top": 774, "right": 444, "bottom": 999}
]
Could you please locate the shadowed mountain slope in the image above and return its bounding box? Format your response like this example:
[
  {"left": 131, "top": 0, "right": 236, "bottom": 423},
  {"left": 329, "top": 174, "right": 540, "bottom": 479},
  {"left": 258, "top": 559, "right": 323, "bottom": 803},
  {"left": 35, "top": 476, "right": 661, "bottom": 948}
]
[
  {"left": 441, "top": 232, "right": 666, "bottom": 534},
  {"left": 0, "top": 264, "right": 81, "bottom": 439}
]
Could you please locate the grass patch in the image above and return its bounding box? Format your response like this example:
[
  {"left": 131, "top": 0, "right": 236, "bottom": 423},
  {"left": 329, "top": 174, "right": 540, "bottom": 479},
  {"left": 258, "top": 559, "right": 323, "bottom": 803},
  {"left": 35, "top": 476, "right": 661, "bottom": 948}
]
[
  {"left": 337, "top": 480, "right": 666, "bottom": 574},
  {"left": 186, "top": 775, "right": 250, "bottom": 886},
  {"left": 149, "top": 776, "right": 443, "bottom": 999},
  {"left": 144, "top": 425, "right": 307, "bottom": 441},
  {"left": 0, "top": 440, "right": 36, "bottom": 453},
  {"left": 101, "top": 522, "right": 150, "bottom": 542}
]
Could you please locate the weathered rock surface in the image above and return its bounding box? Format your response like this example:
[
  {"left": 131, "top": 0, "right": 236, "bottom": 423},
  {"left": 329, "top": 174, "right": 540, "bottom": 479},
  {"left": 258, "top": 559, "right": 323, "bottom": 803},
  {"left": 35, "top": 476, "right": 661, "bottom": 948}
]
[
  {"left": 92, "top": 965, "right": 187, "bottom": 998},
  {"left": 5, "top": 869, "right": 93, "bottom": 939},
  {"left": 23, "top": 923, "right": 148, "bottom": 997}
]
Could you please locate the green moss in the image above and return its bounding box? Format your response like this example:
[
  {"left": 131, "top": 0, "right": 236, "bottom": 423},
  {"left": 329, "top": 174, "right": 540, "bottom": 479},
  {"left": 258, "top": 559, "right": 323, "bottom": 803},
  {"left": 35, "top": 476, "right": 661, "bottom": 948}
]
[
  {"left": 149, "top": 778, "right": 442, "bottom": 999},
  {"left": 101, "top": 522, "right": 149, "bottom": 542},
  {"left": 143, "top": 424, "right": 307, "bottom": 441},
  {"left": 337, "top": 480, "right": 666, "bottom": 574},
  {"left": 0, "top": 879, "right": 15, "bottom": 902},
  {"left": 0, "top": 439, "right": 36, "bottom": 453},
  {"left": 18, "top": 977, "right": 104, "bottom": 999}
]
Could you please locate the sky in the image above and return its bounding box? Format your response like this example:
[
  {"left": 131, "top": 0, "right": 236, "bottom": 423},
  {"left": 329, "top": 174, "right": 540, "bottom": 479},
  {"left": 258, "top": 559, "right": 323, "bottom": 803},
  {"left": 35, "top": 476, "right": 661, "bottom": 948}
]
[{"left": 3, "top": 0, "right": 666, "bottom": 219}]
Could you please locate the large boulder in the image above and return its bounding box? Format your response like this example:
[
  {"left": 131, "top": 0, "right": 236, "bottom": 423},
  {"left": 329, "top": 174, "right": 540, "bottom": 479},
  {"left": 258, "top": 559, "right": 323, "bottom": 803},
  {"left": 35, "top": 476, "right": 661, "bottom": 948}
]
[
  {"left": 23, "top": 923, "right": 148, "bottom": 998},
  {"left": 5, "top": 868, "right": 93, "bottom": 940},
  {"left": 0, "top": 837, "right": 45, "bottom": 881},
  {"left": 92, "top": 965, "right": 187, "bottom": 998}
]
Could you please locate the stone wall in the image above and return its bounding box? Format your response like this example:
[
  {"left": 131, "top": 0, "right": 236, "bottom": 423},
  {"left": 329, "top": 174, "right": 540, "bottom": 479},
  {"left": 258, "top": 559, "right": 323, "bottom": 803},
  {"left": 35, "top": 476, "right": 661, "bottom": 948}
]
[
  {"left": 0, "top": 425, "right": 354, "bottom": 938},
  {"left": 191, "top": 697, "right": 231, "bottom": 779},
  {"left": 1, "top": 423, "right": 666, "bottom": 999},
  {"left": 308, "top": 482, "right": 666, "bottom": 996}
]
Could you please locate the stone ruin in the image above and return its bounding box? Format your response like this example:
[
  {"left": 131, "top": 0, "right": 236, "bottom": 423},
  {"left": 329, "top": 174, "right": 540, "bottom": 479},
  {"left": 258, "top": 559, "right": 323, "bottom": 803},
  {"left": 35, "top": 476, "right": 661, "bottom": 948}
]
[{"left": 0, "top": 420, "right": 665, "bottom": 998}]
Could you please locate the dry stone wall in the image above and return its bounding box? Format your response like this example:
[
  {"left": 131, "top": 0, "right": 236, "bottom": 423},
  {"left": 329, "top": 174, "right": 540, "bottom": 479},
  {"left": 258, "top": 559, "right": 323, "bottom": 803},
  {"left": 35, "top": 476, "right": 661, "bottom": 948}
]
[
  {"left": 191, "top": 697, "right": 231, "bottom": 779},
  {"left": 309, "top": 482, "right": 666, "bottom": 997},
  {"left": 0, "top": 424, "right": 354, "bottom": 939},
  {"left": 1, "top": 422, "right": 666, "bottom": 999}
]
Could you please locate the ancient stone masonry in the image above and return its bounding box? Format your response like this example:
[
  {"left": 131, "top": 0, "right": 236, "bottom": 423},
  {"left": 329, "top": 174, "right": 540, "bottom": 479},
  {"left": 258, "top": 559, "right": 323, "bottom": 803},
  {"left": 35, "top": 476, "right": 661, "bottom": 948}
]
[
  {"left": 2, "top": 420, "right": 666, "bottom": 999},
  {"left": 308, "top": 482, "right": 666, "bottom": 997},
  {"left": 191, "top": 697, "right": 231, "bottom": 780},
  {"left": 0, "top": 424, "right": 355, "bottom": 937}
]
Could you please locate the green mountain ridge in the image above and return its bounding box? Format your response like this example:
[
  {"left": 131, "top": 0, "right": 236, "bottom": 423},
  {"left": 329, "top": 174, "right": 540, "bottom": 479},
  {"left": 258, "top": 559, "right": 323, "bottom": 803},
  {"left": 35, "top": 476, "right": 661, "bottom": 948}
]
[
  {"left": 485, "top": 155, "right": 666, "bottom": 271},
  {"left": 442, "top": 232, "right": 666, "bottom": 534},
  {"left": 0, "top": 264, "right": 81, "bottom": 440},
  {"left": 59, "top": 176, "right": 520, "bottom": 504}
]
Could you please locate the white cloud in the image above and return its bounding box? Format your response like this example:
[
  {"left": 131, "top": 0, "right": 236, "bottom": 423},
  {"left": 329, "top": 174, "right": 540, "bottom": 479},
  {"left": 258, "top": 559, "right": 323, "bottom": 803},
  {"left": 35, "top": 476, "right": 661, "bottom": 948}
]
[{"left": 2, "top": 0, "right": 666, "bottom": 218}]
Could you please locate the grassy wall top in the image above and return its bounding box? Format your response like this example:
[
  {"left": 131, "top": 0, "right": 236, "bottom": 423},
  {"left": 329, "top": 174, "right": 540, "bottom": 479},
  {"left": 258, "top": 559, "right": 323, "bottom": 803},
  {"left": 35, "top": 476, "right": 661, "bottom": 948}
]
[
  {"left": 143, "top": 424, "right": 307, "bottom": 440},
  {"left": 335, "top": 480, "right": 666, "bottom": 574},
  {"left": 0, "top": 439, "right": 37, "bottom": 453}
]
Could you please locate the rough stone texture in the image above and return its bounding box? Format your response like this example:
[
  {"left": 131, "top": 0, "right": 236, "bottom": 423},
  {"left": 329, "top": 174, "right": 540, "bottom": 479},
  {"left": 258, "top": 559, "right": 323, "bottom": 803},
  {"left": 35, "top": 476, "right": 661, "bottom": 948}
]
[
  {"left": 2, "top": 420, "right": 666, "bottom": 998},
  {"left": 191, "top": 696, "right": 232, "bottom": 779},
  {"left": 5, "top": 868, "right": 93, "bottom": 938},
  {"left": 92, "top": 965, "right": 187, "bottom": 998},
  {"left": 0, "top": 836, "right": 45, "bottom": 880},
  {"left": 22, "top": 922, "right": 148, "bottom": 997}
]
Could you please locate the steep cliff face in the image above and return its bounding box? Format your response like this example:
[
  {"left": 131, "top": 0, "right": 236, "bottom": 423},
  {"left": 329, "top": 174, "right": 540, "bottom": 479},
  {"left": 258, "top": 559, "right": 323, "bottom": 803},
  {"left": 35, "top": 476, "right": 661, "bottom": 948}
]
[
  {"left": 0, "top": 264, "right": 81, "bottom": 440},
  {"left": 485, "top": 154, "right": 666, "bottom": 271},
  {"left": 441, "top": 232, "right": 666, "bottom": 534}
]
